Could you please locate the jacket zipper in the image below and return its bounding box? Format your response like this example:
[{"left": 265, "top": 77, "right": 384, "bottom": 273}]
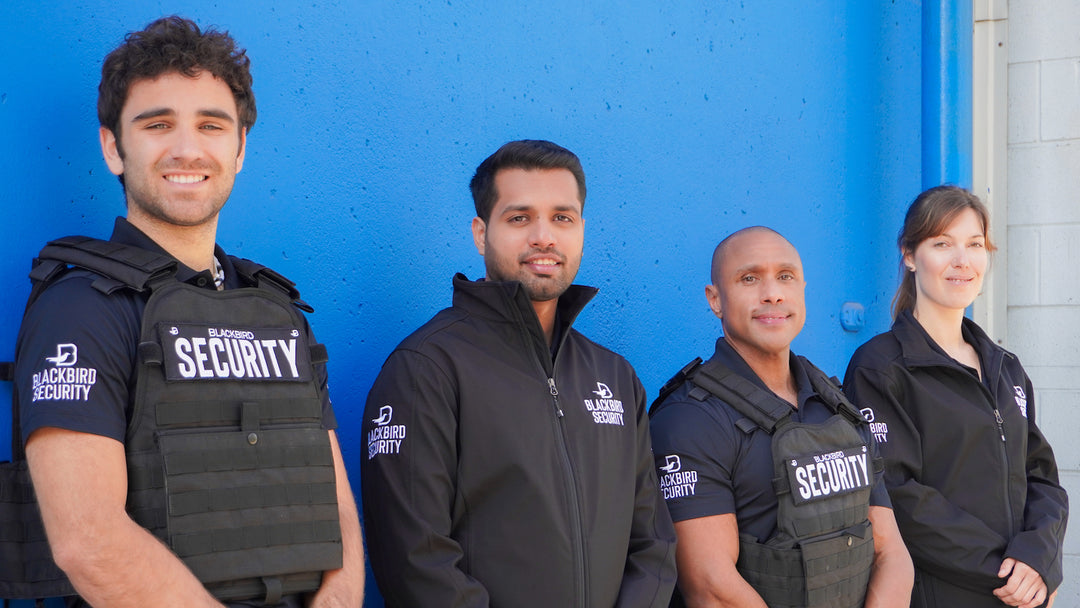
[
  {"left": 547, "top": 376, "right": 587, "bottom": 607},
  {"left": 513, "top": 301, "right": 587, "bottom": 607},
  {"left": 984, "top": 353, "right": 1015, "bottom": 537}
]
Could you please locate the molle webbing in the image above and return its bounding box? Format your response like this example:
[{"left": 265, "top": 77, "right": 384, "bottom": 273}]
[
  {"left": 126, "top": 278, "right": 341, "bottom": 602},
  {"left": 11, "top": 236, "right": 339, "bottom": 603},
  {"left": 0, "top": 460, "right": 76, "bottom": 599},
  {"left": 736, "top": 520, "right": 874, "bottom": 608}
]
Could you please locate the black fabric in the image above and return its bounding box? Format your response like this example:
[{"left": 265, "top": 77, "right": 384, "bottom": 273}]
[
  {"left": 361, "top": 273, "right": 677, "bottom": 608},
  {"left": 0, "top": 460, "right": 76, "bottom": 599},
  {"left": 655, "top": 353, "right": 875, "bottom": 608},
  {"left": 4, "top": 229, "right": 339, "bottom": 602},
  {"left": 844, "top": 310, "right": 1068, "bottom": 600}
]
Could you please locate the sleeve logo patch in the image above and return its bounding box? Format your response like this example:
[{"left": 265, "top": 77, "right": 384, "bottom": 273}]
[
  {"left": 787, "top": 445, "right": 872, "bottom": 505},
  {"left": 32, "top": 343, "right": 98, "bottom": 402},
  {"left": 658, "top": 454, "right": 698, "bottom": 500},
  {"left": 160, "top": 324, "right": 311, "bottom": 382},
  {"left": 367, "top": 405, "right": 406, "bottom": 459},
  {"left": 862, "top": 407, "right": 889, "bottom": 443}
]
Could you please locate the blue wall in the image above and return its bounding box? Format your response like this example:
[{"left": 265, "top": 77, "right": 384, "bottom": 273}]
[{"left": 2, "top": 2, "right": 935, "bottom": 604}]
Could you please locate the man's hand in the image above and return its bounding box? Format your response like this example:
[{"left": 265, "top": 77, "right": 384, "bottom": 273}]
[{"left": 994, "top": 558, "right": 1047, "bottom": 608}]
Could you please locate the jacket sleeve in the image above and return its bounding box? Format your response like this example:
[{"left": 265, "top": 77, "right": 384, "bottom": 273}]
[
  {"left": 1002, "top": 373, "right": 1069, "bottom": 594},
  {"left": 615, "top": 375, "right": 679, "bottom": 608},
  {"left": 359, "top": 348, "right": 490, "bottom": 607},
  {"left": 843, "top": 361, "right": 1008, "bottom": 593}
]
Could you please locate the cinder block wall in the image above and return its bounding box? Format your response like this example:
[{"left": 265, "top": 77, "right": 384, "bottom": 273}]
[{"left": 1007, "top": 0, "right": 1080, "bottom": 601}]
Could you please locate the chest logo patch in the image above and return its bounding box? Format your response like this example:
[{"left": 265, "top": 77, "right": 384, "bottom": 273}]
[
  {"left": 787, "top": 444, "right": 872, "bottom": 505},
  {"left": 1013, "top": 386, "right": 1028, "bottom": 418},
  {"left": 32, "top": 343, "right": 98, "bottom": 402},
  {"left": 160, "top": 323, "right": 311, "bottom": 382},
  {"left": 583, "top": 381, "right": 625, "bottom": 426},
  {"left": 658, "top": 454, "right": 699, "bottom": 500}
]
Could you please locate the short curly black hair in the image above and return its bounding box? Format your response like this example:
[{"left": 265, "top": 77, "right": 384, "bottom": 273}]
[{"left": 98, "top": 15, "right": 256, "bottom": 144}]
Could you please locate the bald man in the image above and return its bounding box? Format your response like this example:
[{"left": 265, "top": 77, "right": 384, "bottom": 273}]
[{"left": 649, "top": 227, "right": 912, "bottom": 607}]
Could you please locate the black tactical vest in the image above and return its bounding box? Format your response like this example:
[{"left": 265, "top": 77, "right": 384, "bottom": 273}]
[
  {"left": 653, "top": 356, "right": 880, "bottom": 608},
  {"left": 4, "top": 236, "right": 342, "bottom": 603}
]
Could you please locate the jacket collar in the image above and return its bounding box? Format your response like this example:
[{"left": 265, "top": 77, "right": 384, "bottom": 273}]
[
  {"left": 891, "top": 309, "right": 1003, "bottom": 373},
  {"left": 451, "top": 273, "right": 597, "bottom": 335}
]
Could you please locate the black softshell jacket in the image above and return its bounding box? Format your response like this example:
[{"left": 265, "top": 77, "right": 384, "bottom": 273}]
[
  {"left": 361, "top": 274, "right": 677, "bottom": 607},
  {"left": 843, "top": 311, "right": 1067, "bottom": 597}
]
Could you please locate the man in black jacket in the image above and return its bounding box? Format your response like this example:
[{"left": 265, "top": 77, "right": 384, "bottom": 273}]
[{"left": 361, "top": 140, "right": 677, "bottom": 607}]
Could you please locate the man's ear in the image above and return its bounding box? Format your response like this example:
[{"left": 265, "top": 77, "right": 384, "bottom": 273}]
[
  {"left": 235, "top": 128, "right": 247, "bottom": 173},
  {"left": 100, "top": 126, "right": 125, "bottom": 176},
  {"left": 705, "top": 284, "right": 722, "bottom": 319},
  {"left": 471, "top": 216, "right": 486, "bottom": 256}
]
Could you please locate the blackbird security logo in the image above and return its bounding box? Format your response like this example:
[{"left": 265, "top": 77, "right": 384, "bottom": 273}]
[
  {"left": 1013, "top": 386, "right": 1028, "bottom": 418},
  {"left": 32, "top": 343, "right": 98, "bottom": 402},
  {"left": 658, "top": 454, "right": 698, "bottom": 500},
  {"left": 861, "top": 407, "right": 889, "bottom": 443},
  {"left": 368, "top": 405, "right": 407, "bottom": 460},
  {"left": 583, "top": 381, "right": 625, "bottom": 426}
]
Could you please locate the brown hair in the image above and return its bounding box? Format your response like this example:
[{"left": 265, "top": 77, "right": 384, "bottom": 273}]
[
  {"left": 891, "top": 185, "right": 997, "bottom": 318},
  {"left": 98, "top": 16, "right": 256, "bottom": 149}
]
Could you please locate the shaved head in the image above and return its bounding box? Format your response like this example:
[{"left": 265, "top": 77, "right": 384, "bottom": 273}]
[
  {"left": 705, "top": 226, "right": 806, "bottom": 364},
  {"left": 710, "top": 226, "right": 793, "bottom": 286}
]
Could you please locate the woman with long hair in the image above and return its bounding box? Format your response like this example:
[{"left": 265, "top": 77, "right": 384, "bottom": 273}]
[{"left": 843, "top": 185, "right": 1067, "bottom": 608}]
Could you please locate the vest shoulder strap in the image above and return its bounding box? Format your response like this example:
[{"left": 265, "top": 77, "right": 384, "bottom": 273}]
[
  {"left": 687, "top": 357, "right": 794, "bottom": 434},
  {"left": 30, "top": 235, "right": 177, "bottom": 299},
  {"left": 797, "top": 356, "right": 868, "bottom": 427},
  {"left": 229, "top": 256, "right": 314, "bottom": 313},
  {"left": 649, "top": 357, "right": 702, "bottom": 414}
]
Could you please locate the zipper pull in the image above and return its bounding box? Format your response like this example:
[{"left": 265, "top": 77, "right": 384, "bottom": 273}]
[
  {"left": 994, "top": 409, "right": 1006, "bottom": 442},
  {"left": 548, "top": 378, "right": 564, "bottom": 417}
]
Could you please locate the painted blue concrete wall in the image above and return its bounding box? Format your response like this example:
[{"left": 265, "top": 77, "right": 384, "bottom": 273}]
[{"left": 2, "top": 2, "right": 935, "bottom": 604}]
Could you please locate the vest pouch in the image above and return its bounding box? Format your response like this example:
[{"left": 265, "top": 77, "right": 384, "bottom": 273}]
[
  {"left": 736, "top": 520, "right": 873, "bottom": 608},
  {"left": 735, "top": 535, "right": 805, "bottom": 608},
  {"left": 155, "top": 422, "right": 342, "bottom": 599},
  {"left": 0, "top": 459, "right": 76, "bottom": 599},
  {"left": 799, "top": 519, "right": 873, "bottom": 608}
]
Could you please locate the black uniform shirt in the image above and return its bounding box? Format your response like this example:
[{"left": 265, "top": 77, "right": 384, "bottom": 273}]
[{"left": 650, "top": 338, "right": 889, "bottom": 543}]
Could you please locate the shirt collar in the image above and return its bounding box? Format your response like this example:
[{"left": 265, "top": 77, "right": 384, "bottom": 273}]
[{"left": 108, "top": 216, "right": 236, "bottom": 289}]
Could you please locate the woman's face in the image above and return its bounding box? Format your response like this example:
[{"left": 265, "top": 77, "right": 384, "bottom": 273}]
[{"left": 906, "top": 207, "right": 988, "bottom": 316}]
